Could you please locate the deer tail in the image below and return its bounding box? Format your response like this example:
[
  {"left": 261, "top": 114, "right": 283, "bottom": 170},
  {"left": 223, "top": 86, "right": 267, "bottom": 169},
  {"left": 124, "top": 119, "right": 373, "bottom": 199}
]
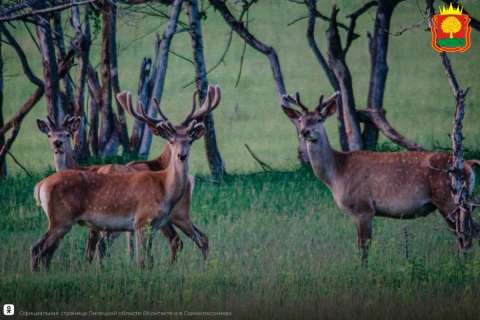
[{"left": 33, "top": 181, "right": 43, "bottom": 207}]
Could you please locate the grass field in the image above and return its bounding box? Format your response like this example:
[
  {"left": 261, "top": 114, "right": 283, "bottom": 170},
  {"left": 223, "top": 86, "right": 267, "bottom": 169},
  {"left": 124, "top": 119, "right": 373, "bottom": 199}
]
[
  {"left": 1, "top": 0, "right": 480, "bottom": 319},
  {"left": 2, "top": 168, "right": 480, "bottom": 319}
]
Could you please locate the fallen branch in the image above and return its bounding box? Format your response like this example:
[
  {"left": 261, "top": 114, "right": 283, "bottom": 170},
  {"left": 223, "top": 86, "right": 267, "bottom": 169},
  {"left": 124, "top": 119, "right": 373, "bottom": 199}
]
[
  {"left": 245, "top": 144, "right": 273, "bottom": 172},
  {"left": 7, "top": 151, "right": 33, "bottom": 178}
]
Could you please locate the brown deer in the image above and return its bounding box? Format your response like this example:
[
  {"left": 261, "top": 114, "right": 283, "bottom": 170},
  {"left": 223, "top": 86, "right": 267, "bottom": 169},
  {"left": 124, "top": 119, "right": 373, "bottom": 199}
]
[
  {"left": 282, "top": 91, "right": 480, "bottom": 263},
  {"left": 36, "top": 115, "right": 185, "bottom": 263},
  {"left": 31, "top": 85, "right": 220, "bottom": 271}
]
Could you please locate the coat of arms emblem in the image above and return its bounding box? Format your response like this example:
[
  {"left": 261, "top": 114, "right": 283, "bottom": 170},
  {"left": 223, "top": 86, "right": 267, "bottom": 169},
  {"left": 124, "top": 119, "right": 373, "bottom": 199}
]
[{"left": 431, "top": 3, "right": 471, "bottom": 53}]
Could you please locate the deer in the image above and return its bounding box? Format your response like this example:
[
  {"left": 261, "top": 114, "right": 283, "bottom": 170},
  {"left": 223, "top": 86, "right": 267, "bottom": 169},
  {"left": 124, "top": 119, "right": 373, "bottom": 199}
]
[
  {"left": 31, "top": 85, "right": 220, "bottom": 271},
  {"left": 281, "top": 91, "right": 480, "bottom": 263},
  {"left": 36, "top": 115, "right": 184, "bottom": 263}
]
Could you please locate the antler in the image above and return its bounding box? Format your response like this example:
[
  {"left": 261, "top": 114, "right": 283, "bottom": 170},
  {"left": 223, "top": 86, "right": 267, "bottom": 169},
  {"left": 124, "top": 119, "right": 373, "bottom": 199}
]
[
  {"left": 47, "top": 115, "right": 56, "bottom": 129},
  {"left": 283, "top": 92, "right": 309, "bottom": 112},
  {"left": 316, "top": 91, "right": 340, "bottom": 112},
  {"left": 116, "top": 91, "right": 175, "bottom": 135},
  {"left": 182, "top": 85, "right": 221, "bottom": 125}
]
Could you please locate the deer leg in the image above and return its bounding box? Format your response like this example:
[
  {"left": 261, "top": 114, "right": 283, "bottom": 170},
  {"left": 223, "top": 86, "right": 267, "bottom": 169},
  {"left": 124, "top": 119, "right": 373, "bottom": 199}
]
[
  {"left": 32, "top": 226, "right": 71, "bottom": 271},
  {"left": 354, "top": 214, "right": 373, "bottom": 267},
  {"left": 172, "top": 218, "right": 209, "bottom": 260},
  {"left": 85, "top": 229, "right": 101, "bottom": 263},
  {"left": 31, "top": 231, "right": 51, "bottom": 271},
  {"left": 135, "top": 225, "right": 154, "bottom": 268},
  {"left": 160, "top": 224, "right": 183, "bottom": 264}
]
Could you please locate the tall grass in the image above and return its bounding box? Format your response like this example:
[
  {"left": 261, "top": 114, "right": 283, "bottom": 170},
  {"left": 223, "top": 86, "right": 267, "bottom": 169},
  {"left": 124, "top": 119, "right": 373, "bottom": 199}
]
[{"left": 1, "top": 167, "right": 480, "bottom": 319}]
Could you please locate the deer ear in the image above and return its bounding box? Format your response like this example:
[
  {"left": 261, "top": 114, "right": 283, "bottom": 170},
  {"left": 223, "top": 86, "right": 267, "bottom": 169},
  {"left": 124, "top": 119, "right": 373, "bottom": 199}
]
[
  {"left": 67, "top": 116, "right": 81, "bottom": 133},
  {"left": 116, "top": 91, "right": 129, "bottom": 111},
  {"left": 282, "top": 106, "right": 301, "bottom": 120},
  {"left": 36, "top": 119, "right": 50, "bottom": 134},
  {"left": 319, "top": 100, "right": 337, "bottom": 119},
  {"left": 189, "top": 122, "right": 206, "bottom": 140}
]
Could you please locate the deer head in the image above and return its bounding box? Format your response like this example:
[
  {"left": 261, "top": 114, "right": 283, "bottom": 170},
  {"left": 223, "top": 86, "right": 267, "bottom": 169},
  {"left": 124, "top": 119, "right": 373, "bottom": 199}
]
[
  {"left": 37, "top": 115, "right": 81, "bottom": 171},
  {"left": 117, "top": 85, "right": 221, "bottom": 163},
  {"left": 281, "top": 91, "right": 340, "bottom": 143}
]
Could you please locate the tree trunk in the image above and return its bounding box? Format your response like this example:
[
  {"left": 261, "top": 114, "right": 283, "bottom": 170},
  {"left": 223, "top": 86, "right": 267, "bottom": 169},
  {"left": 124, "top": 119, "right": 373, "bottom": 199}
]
[
  {"left": 363, "top": 0, "right": 401, "bottom": 150},
  {"left": 326, "top": 6, "right": 362, "bottom": 151},
  {"left": 53, "top": 10, "right": 74, "bottom": 116},
  {"left": 306, "top": 0, "right": 348, "bottom": 151},
  {"left": 71, "top": 4, "right": 91, "bottom": 161},
  {"left": 138, "top": 0, "right": 183, "bottom": 158},
  {"left": 109, "top": 1, "right": 131, "bottom": 155},
  {"left": 99, "top": 3, "right": 119, "bottom": 158},
  {"left": 187, "top": 0, "right": 226, "bottom": 179},
  {"left": 35, "top": 12, "right": 63, "bottom": 125},
  {"left": 130, "top": 57, "right": 152, "bottom": 155},
  {"left": 0, "top": 24, "right": 6, "bottom": 178},
  {"left": 87, "top": 66, "right": 101, "bottom": 157}
]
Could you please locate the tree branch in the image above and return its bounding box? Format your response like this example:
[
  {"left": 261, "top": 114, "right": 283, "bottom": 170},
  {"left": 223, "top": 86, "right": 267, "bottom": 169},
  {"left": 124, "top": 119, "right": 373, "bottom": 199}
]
[{"left": 0, "top": 0, "right": 97, "bottom": 22}]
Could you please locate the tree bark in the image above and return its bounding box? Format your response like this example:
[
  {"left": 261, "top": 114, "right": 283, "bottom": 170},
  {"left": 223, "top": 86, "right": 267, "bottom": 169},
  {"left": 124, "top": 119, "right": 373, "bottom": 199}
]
[
  {"left": 109, "top": 1, "right": 131, "bottom": 155},
  {"left": 363, "top": 0, "right": 402, "bottom": 150},
  {"left": 35, "top": 11, "right": 63, "bottom": 124},
  {"left": 187, "top": 0, "right": 226, "bottom": 179},
  {"left": 326, "top": 6, "right": 362, "bottom": 151},
  {"left": 71, "top": 4, "right": 91, "bottom": 161},
  {"left": 130, "top": 57, "right": 152, "bottom": 155},
  {"left": 305, "top": 0, "right": 348, "bottom": 151},
  {"left": 0, "top": 24, "right": 6, "bottom": 178},
  {"left": 209, "top": 0, "right": 309, "bottom": 164},
  {"left": 99, "top": 3, "right": 119, "bottom": 157},
  {"left": 138, "top": 0, "right": 183, "bottom": 158},
  {"left": 87, "top": 65, "right": 101, "bottom": 157},
  {"left": 53, "top": 10, "right": 75, "bottom": 116}
]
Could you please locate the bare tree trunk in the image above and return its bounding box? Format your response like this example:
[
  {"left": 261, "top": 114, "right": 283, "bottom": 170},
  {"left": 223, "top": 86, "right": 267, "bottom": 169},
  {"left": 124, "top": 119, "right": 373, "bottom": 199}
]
[
  {"left": 426, "top": 0, "right": 475, "bottom": 248},
  {"left": 305, "top": 0, "right": 348, "bottom": 151},
  {"left": 71, "top": 4, "right": 91, "bottom": 161},
  {"left": 130, "top": 57, "right": 152, "bottom": 155},
  {"left": 35, "top": 12, "right": 63, "bottom": 125},
  {"left": 99, "top": 3, "right": 119, "bottom": 157},
  {"left": 109, "top": 1, "right": 130, "bottom": 155},
  {"left": 363, "top": 0, "right": 402, "bottom": 150},
  {"left": 87, "top": 66, "right": 101, "bottom": 157},
  {"left": 53, "top": 10, "right": 74, "bottom": 116},
  {"left": 326, "top": 6, "right": 362, "bottom": 151},
  {"left": 139, "top": 0, "right": 183, "bottom": 158},
  {"left": 0, "top": 24, "right": 6, "bottom": 178},
  {"left": 209, "top": 0, "right": 309, "bottom": 164},
  {"left": 187, "top": 0, "right": 225, "bottom": 179}
]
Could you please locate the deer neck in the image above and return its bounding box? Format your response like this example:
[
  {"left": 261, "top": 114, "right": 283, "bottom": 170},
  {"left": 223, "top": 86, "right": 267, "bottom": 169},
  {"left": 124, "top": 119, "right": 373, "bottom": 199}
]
[
  {"left": 306, "top": 126, "right": 337, "bottom": 188},
  {"left": 53, "top": 145, "right": 78, "bottom": 172},
  {"left": 163, "top": 147, "right": 189, "bottom": 203},
  {"left": 153, "top": 144, "right": 172, "bottom": 169}
]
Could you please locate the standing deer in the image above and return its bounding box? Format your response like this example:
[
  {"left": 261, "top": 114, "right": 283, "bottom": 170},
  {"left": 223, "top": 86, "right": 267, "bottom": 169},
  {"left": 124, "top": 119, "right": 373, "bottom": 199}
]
[
  {"left": 31, "top": 85, "right": 220, "bottom": 270},
  {"left": 36, "top": 115, "right": 183, "bottom": 263},
  {"left": 282, "top": 91, "right": 480, "bottom": 263}
]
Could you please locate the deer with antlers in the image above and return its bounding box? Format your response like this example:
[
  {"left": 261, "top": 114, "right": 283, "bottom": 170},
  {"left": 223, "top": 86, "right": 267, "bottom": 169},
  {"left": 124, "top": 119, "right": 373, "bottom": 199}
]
[
  {"left": 36, "top": 115, "right": 185, "bottom": 263},
  {"left": 31, "top": 85, "right": 220, "bottom": 271},
  {"left": 282, "top": 91, "right": 480, "bottom": 263}
]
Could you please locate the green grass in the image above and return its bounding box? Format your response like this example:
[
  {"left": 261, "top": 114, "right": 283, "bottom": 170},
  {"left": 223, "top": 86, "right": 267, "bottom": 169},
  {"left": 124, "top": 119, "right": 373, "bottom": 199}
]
[
  {"left": 2, "top": 169, "right": 480, "bottom": 319},
  {"left": 2, "top": 1, "right": 480, "bottom": 318}
]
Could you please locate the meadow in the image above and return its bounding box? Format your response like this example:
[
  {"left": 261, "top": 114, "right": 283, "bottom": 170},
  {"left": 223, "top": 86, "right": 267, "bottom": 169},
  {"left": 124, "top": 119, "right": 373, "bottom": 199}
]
[{"left": 1, "top": 0, "right": 480, "bottom": 319}]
